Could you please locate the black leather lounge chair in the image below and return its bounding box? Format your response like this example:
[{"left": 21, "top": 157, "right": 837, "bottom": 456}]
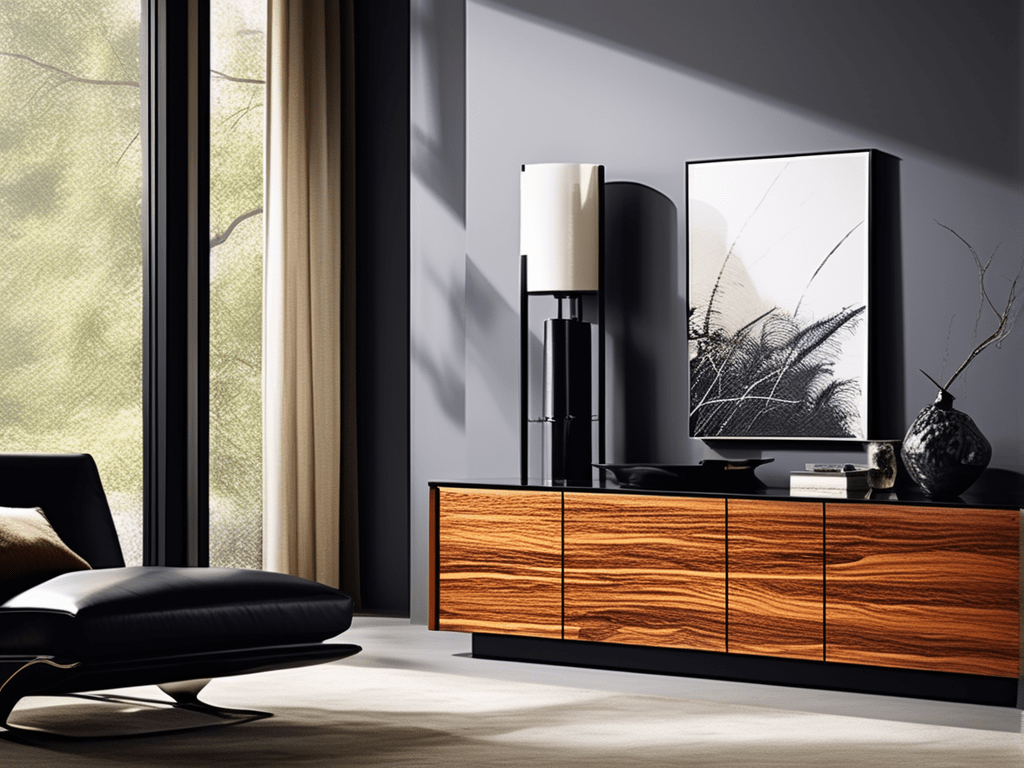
[{"left": 0, "top": 453, "right": 360, "bottom": 733}]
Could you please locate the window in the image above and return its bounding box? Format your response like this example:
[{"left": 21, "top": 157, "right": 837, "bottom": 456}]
[
  {"left": 1, "top": 1, "right": 267, "bottom": 569},
  {"left": 0, "top": 0, "right": 143, "bottom": 564},
  {"left": 208, "top": 0, "right": 265, "bottom": 569}
]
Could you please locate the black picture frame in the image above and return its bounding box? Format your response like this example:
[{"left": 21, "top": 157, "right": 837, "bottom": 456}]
[{"left": 686, "top": 149, "right": 875, "bottom": 440}]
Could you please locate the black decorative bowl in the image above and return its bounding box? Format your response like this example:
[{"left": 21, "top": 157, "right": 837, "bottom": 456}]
[{"left": 593, "top": 459, "right": 773, "bottom": 492}]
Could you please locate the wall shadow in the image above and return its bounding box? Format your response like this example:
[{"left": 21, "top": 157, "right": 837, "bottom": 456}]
[
  {"left": 482, "top": 0, "right": 1021, "bottom": 184},
  {"left": 411, "top": 0, "right": 467, "bottom": 222},
  {"left": 411, "top": 261, "right": 467, "bottom": 431},
  {"left": 465, "top": 254, "right": 520, "bottom": 435},
  {"left": 972, "top": 468, "right": 1024, "bottom": 500}
]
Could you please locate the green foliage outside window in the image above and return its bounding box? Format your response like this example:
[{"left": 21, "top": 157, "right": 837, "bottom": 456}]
[
  {"left": 209, "top": 0, "right": 264, "bottom": 569},
  {"left": 0, "top": 0, "right": 144, "bottom": 562},
  {"left": 0, "top": 1, "right": 265, "bottom": 568}
]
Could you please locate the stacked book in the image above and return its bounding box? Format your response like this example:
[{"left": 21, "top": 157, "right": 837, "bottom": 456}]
[{"left": 789, "top": 464, "right": 870, "bottom": 497}]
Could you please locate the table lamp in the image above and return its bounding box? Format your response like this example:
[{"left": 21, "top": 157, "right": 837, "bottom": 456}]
[{"left": 520, "top": 163, "right": 605, "bottom": 484}]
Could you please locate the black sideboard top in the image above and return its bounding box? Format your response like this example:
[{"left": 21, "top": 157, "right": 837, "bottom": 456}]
[{"left": 428, "top": 478, "right": 1024, "bottom": 511}]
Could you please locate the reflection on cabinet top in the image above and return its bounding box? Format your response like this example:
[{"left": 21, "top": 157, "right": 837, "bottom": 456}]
[{"left": 428, "top": 479, "right": 1024, "bottom": 511}]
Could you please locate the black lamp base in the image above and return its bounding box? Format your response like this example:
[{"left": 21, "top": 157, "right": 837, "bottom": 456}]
[{"left": 543, "top": 317, "right": 591, "bottom": 484}]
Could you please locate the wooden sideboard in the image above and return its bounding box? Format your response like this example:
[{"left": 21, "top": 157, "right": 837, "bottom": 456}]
[
  {"left": 429, "top": 482, "right": 1023, "bottom": 704},
  {"left": 431, "top": 487, "right": 563, "bottom": 638}
]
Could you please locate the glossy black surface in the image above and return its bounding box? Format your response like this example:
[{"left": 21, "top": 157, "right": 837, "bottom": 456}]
[
  {"left": 473, "top": 634, "right": 1019, "bottom": 707},
  {"left": 428, "top": 477, "right": 1024, "bottom": 510},
  {"left": 593, "top": 458, "right": 773, "bottom": 491}
]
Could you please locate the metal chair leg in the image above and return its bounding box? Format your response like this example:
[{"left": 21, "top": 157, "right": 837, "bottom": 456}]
[
  {"left": 0, "top": 657, "right": 80, "bottom": 730},
  {"left": 2, "top": 666, "right": 270, "bottom": 740},
  {"left": 158, "top": 678, "right": 212, "bottom": 706}
]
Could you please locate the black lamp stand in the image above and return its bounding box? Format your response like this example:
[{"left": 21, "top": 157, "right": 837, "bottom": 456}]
[{"left": 519, "top": 257, "right": 606, "bottom": 485}]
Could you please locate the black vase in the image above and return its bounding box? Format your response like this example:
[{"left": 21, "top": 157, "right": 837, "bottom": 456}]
[{"left": 901, "top": 389, "right": 991, "bottom": 499}]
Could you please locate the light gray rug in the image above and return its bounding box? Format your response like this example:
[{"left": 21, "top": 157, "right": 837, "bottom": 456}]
[{"left": 2, "top": 663, "right": 1022, "bottom": 767}]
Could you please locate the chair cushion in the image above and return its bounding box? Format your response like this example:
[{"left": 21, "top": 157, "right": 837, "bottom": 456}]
[
  {"left": 0, "top": 566, "right": 353, "bottom": 661},
  {"left": 0, "top": 507, "right": 91, "bottom": 603}
]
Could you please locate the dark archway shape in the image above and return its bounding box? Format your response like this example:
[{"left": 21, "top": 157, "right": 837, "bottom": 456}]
[{"left": 604, "top": 181, "right": 685, "bottom": 463}]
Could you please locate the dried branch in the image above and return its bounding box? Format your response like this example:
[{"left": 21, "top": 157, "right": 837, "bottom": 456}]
[
  {"left": 212, "top": 69, "right": 265, "bottom": 85},
  {"left": 0, "top": 51, "right": 139, "bottom": 87},
  {"left": 116, "top": 131, "right": 140, "bottom": 167},
  {"left": 919, "top": 369, "right": 945, "bottom": 392},
  {"left": 2, "top": 52, "right": 265, "bottom": 89},
  {"left": 220, "top": 90, "right": 262, "bottom": 133},
  {"left": 924, "top": 223, "right": 1024, "bottom": 393},
  {"left": 211, "top": 352, "right": 259, "bottom": 372},
  {"left": 939, "top": 314, "right": 955, "bottom": 381},
  {"left": 210, "top": 207, "right": 263, "bottom": 250}
]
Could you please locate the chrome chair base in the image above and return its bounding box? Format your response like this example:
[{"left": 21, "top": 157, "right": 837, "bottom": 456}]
[{"left": 2, "top": 681, "right": 272, "bottom": 741}]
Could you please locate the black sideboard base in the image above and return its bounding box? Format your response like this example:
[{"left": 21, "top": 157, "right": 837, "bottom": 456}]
[{"left": 472, "top": 633, "right": 1021, "bottom": 708}]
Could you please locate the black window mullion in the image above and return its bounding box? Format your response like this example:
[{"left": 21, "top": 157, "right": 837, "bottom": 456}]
[{"left": 142, "top": 0, "right": 210, "bottom": 567}]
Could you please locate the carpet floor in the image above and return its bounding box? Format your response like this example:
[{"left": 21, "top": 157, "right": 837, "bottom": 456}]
[{"left": 2, "top": 660, "right": 1022, "bottom": 767}]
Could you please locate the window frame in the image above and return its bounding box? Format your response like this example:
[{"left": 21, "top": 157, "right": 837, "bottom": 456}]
[{"left": 141, "top": 0, "right": 210, "bottom": 566}]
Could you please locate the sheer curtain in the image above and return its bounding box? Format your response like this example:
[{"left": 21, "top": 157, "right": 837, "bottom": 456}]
[{"left": 263, "top": 0, "right": 358, "bottom": 602}]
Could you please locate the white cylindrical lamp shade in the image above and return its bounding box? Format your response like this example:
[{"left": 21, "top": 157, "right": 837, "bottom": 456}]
[{"left": 521, "top": 163, "right": 601, "bottom": 294}]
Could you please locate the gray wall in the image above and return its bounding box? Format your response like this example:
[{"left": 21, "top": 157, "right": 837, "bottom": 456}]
[
  {"left": 410, "top": 0, "right": 1024, "bottom": 622},
  {"left": 410, "top": 0, "right": 468, "bottom": 622}
]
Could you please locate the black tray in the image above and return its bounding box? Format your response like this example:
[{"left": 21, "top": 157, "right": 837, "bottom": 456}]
[{"left": 593, "top": 459, "right": 773, "bottom": 491}]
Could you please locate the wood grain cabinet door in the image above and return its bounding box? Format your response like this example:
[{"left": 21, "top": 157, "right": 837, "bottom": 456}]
[
  {"left": 433, "top": 487, "right": 563, "bottom": 638},
  {"left": 825, "top": 503, "right": 1020, "bottom": 677},
  {"left": 728, "top": 499, "right": 824, "bottom": 660},
  {"left": 563, "top": 493, "right": 726, "bottom": 651}
]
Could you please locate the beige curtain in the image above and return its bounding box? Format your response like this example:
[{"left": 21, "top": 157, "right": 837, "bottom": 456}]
[{"left": 263, "top": 0, "right": 359, "bottom": 603}]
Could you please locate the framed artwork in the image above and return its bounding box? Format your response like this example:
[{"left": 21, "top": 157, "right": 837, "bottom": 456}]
[{"left": 686, "top": 150, "right": 873, "bottom": 440}]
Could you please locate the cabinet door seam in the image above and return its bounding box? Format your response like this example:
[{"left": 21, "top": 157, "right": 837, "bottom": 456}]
[
  {"left": 724, "top": 498, "right": 729, "bottom": 654},
  {"left": 822, "top": 501, "right": 826, "bottom": 663}
]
